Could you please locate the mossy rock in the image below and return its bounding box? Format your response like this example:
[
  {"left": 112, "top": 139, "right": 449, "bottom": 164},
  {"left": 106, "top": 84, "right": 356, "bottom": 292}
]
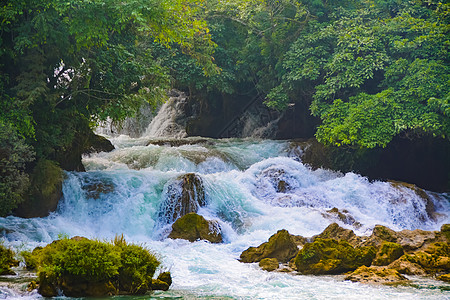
[
  {"left": 345, "top": 266, "right": 408, "bottom": 284},
  {"left": 240, "top": 229, "right": 299, "bottom": 263},
  {"left": 373, "top": 242, "right": 404, "bottom": 266},
  {"left": 259, "top": 258, "right": 279, "bottom": 272},
  {"left": 0, "top": 244, "right": 18, "bottom": 275},
  {"left": 14, "top": 159, "right": 64, "bottom": 218},
  {"left": 441, "top": 224, "right": 450, "bottom": 241},
  {"left": 294, "top": 238, "right": 376, "bottom": 275},
  {"left": 313, "top": 223, "right": 361, "bottom": 246},
  {"left": 34, "top": 236, "right": 161, "bottom": 297},
  {"left": 151, "top": 272, "right": 172, "bottom": 291},
  {"left": 387, "top": 255, "right": 426, "bottom": 275},
  {"left": 168, "top": 213, "right": 222, "bottom": 243},
  {"left": 437, "top": 274, "right": 450, "bottom": 283},
  {"left": 402, "top": 242, "right": 450, "bottom": 274}
]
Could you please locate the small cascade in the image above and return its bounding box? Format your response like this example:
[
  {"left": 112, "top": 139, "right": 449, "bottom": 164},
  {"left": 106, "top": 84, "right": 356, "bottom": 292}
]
[
  {"left": 144, "top": 90, "right": 189, "bottom": 138},
  {"left": 157, "top": 173, "right": 206, "bottom": 225}
]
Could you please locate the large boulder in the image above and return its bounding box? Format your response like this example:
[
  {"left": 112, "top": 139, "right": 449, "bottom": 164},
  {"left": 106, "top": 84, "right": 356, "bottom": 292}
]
[
  {"left": 259, "top": 258, "right": 279, "bottom": 272},
  {"left": 14, "top": 159, "right": 63, "bottom": 218},
  {"left": 294, "top": 238, "right": 376, "bottom": 275},
  {"left": 387, "top": 256, "right": 426, "bottom": 275},
  {"left": 345, "top": 266, "right": 408, "bottom": 284},
  {"left": 168, "top": 213, "right": 222, "bottom": 243},
  {"left": 158, "top": 173, "right": 206, "bottom": 224},
  {"left": 401, "top": 242, "right": 450, "bottom": 274},
  {"left": 313, "top": 223, "right": 363, "bottom": 247},
  {"left": 240, "top": 229, "right": 299, "bottom": 263}
]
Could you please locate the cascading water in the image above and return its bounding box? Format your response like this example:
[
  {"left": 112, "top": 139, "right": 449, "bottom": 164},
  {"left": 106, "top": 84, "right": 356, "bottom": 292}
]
[{"left": 1, "top": 119, "right": 449, "bottom": 298}]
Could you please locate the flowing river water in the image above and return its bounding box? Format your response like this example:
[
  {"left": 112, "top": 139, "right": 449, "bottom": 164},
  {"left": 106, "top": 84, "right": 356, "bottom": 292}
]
[{"left": 1, "top": 131, "right": 450, "bottom": 298}]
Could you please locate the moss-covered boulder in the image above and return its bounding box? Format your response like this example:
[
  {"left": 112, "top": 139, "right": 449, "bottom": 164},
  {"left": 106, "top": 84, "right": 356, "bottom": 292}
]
[
  {"left": 14, "top": 159, "right": 64, "bottom": 218},
  {"left": 159, "top": 173, "right": 206, "bottom": 224},
  {"left": 168, "top": 213, "right": 222, "bottom": 243},
  {"left": 33, "top": 236, "right": 161, "bottom": 297},
  {"left": 372, "top": 242, "right": 404, "bottom": 266},
  {"left": 240, "top": 229, "right": 299, "bottom": 263},
  {"left": 151, "top": 272, "right": 172, "bottom": 291},
  {"left": 294, "top": 238, "right": 376, "bottom": 275},
  {"left": 0, "top": 244, "right": 18, "bottom": 275},
  {"left": 259, "top": 258, "right": 279, "bottom": 272},
  {"left": 387, "top": 256, "right": 426, "bottom": 275},
  {"left": 401, "top": 242, "right": 450, "bottom": 274},
  {"left": 345, "top": 266, "right": 408, "bottom": 284}
]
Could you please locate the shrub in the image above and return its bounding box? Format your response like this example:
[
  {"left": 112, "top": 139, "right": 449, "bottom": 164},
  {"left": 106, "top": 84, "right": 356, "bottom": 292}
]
[{"left": 0, "top": 243, "right": 18, "bottom": 275}]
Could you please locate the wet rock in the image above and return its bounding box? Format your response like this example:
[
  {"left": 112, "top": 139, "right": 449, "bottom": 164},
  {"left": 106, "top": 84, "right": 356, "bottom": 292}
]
[
  {"left": 159, "top": 173, "right": 206, "bottom": 224},
  {"left": 294, "top": 238, "right": 376, "bottom": 275},
  {"left": 168, "top": 213, "right": 222, "bottom": 243},
  {"left": 261, "top": 167, "right": 292, "bottom": 193},
  {"left": 0, "top": 244, "right": 18, "bottom": 275},
  {"left": 437, "top": 274, "right": 450, "bottom": 283},
  {"left": 240, "top": 229, "right": 299, "bottom": 263},
  {"left": 401, "top": 242, "right": 450, "bottom": 274},
  {"left": 345, "top": 266, "right": 408, "bottom": 284},
  {"left": 151, "top": 279, "right": 170, "bottom": 291},
  {"left": 14, "top": 159, "right": 63, "bottom": 218},
  {"left": 59, "top": 277, "right": 118, "bottom": 297},
  {"left": 387, "top": 256, "right": 426, "bottom": 275},
  {"left": 372, "top": 242, "right": 404, "bottom": 266},
  {"left": 156, "top": 272, "right": 172, "bottom": 287},
  {"left": 82, "top": 178, "right": 115, "bottom": 199},
  {"left": 259, "top": 258, "right": 279, "bottom": 272},
  {"left": 313, "top": 223, "right": 363, "bottom": 247},
  {"left": 323, "top": 208, "right": 362, "bottom": 228}
]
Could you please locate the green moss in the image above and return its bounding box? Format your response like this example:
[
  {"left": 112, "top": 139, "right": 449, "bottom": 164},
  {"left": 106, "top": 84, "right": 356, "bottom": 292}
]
[
  {"left": 168, "top": 213, "right": 222, "bottom": 243},
  {"left": 441, "top": 224, "right": 450, "bottom": 241},
  {"left": 294, "top": 238, "right": 376, "bottom": 275},
  {"left": 0, "top": 243, "right": 18, "bottom": 275},
  {"left": 33, "top": 236, "right": 161, "bottom": 297},
  {"left": 373, "top": 242, "right": 404, "bottom": 266},
  {"left": 403, "top": 242, "right": 450, "bottom": 274}
]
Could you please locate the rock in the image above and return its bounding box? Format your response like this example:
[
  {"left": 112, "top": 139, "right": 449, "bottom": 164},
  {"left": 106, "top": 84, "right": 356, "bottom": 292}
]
[
  {"left": 86, "top": 134, "right": 115, "bottom": 154},
  {"left": 441, "top": 224, "right": 450, "bottom": 241},
  {"left": 14, "top": 159, "right": 63, "bottom": 218},
  {"left": 261, "top": 167, "right": 291, "bottom": 193},
  {"left": 294, "top": 238, "right": 376, "bottom": 275},
  {"left": 372, "top": 242, "right": 404, "bottom": 266},
  {"left": 402, "top": 242, "right": 450, "bottom": 274},
  {"left": 437, "top": 274, "right": 450, "bottom": 283},
  {"left": 240, "top": 229, "right": 299, "bottom": 263},
  {"left": 158, "top": 173, "right": 206, "bottom": 224},
  {"left": 151, "top": 279, "right": 170, "bottom": 291},
  {"left": 59, "top": 278, "right": 118, "bottom": 297},
  {"left": 82, "top": 177, "right": 115, "bottom": 199},
  {"left": 313, "top": 223, "right": 363, "bottom": 247},
  {"left": 168, "top": 213, "right": 222, "bottom": 243},
  {"left": 259, "top": 258, "right": 279, "bottom": 272},
  {"left": 345, "top": 266, "right": 408, "bottom": 284},
  {"left": 156, "top": 272, "right": 172, "bottom": 287},
  {"left": 323, "top": 208, "right": 362, "bottom": 228},
  {"left": 387, "top": 256, "right": 426, "bottom": 275}
]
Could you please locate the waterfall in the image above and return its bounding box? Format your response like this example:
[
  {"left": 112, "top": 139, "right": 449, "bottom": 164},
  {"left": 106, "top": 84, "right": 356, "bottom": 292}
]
[
  {"left": 144, "top": 90, "right": 189, "bottom": 138},
  {"left": 1, "top": 137, "right": 449, "bottom": 299}
]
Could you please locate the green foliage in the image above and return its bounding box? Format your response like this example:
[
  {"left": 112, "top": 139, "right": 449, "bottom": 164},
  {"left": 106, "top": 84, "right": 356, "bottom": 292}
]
[
  {"left": 0, "top": 243, "right": 18, "bottom": 275},
  {"left": 272, "top": 0, "right": 450, "bottom": 148},
  {"left": 31, "top": 236, "right": 161, "bottom": 295},
  {"left": 0, "top": 123, "right": 35, "bottom": 216}
]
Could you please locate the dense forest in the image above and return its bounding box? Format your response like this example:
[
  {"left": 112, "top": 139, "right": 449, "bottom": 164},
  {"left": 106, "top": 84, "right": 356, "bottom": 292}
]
[{"left": 1, "top": 0, "right": 449, "bottom": 216}]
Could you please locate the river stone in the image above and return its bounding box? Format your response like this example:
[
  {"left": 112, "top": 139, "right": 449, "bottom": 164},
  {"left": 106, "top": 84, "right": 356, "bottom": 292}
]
[
  {"left": 401, "top": 242, "right": 450, "bottom": 274},
  {"left": 294, "top": 238, "right": 376, "bottom": 275},
  {"left": 345, "top": 266, "right": 408, "bottom": 284},
  {"left": 323, "top": 208, "right": 362, "bottom": 228},
  {"left": 372, "top": 242, "right": 404, "bottom": 266},
  {"left": 259, "top": 258, "right": 279, "bottom": 272},
  {"left": 437, "top": 274, "right": 450, "bottom": 283},
  {"left": 168, "top": 213, "right": 222, "bottom": 243},
  {"left": 240, "top": 229, "right": 299, "bottom": 263},
  {"left": 159, "top": 173, "right": 206, "bottom": 224},
  {"left": 151, "top": 279, "right": 170, "bottom": 291}
]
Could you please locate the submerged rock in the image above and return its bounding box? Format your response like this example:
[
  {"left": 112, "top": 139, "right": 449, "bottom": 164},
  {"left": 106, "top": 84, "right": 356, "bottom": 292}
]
[
  {"left": 158, "top": 173, "right": 206, "bottom": 224},
  {"left": 294, "top": 238, "right": 376, "bottom": 275},
  {"left": 345, "top": 266, "right": 408, "bottom": 284},
  {"left": 240, "top": 229, "right": 299, "bottom": 263},
  {"left": 168, "top": 213, "right": 222, "bottom": 243},
  {"left": 323, "top": 208, "right": 362, "bottom": 228}
]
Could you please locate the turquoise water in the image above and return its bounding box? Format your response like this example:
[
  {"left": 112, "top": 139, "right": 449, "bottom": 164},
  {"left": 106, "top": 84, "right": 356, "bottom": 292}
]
[{"left": 1, "top": 136, "right": 449, "bottom": 299}]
